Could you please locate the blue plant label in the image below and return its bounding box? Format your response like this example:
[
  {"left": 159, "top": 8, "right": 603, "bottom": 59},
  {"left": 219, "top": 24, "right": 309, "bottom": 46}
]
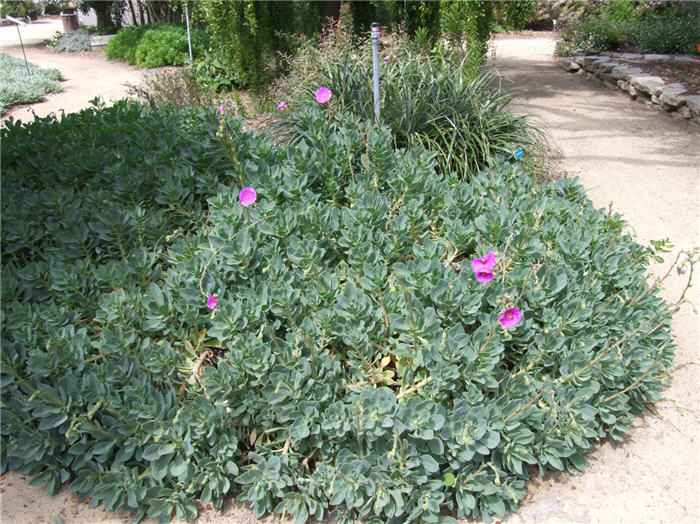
[{"left": 513, "top": 147, "right": 525, "bottom": 160}]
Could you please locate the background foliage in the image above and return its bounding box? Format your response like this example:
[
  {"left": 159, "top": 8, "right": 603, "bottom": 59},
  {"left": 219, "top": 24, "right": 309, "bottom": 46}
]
[
  {"left": 556, "top": 0, "right": 700, "bottom": 56},
  {"left": 105, "top": 23, "right": 207, "bottom": 68},
  {"left": 1, "top": 99, "right": 677, "bottom": 523}
]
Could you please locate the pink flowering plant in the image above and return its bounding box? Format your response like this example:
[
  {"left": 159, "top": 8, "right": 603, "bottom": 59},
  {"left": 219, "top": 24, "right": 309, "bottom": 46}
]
[{"left": 1, "top": 107, "right": 690, "bottom": 524}]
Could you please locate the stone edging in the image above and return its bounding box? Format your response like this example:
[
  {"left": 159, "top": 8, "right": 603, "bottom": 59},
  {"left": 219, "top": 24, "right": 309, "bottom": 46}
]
[{"left": 561, "top": 53, "right": 700, "bottom": 125}]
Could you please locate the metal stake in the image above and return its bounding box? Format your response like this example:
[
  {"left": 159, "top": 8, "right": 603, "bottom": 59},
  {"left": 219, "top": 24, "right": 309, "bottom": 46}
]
[
  {"left": 184, "top": 1, "right": 192, "bottom": 61},
  {"left": 6, "top": 16, "right": 31, "bottom": 77},
  {"left": 371, "top": 22, "right": 380, "bottom": 125}
]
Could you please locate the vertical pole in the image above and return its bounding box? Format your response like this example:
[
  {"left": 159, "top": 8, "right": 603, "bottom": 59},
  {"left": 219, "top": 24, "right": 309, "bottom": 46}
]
[
  {"left": 371, "top": 22, "right": 380, "bottom": 126},
  {"left": 184, "top": 1, "right": 192, "bottom": 61},
  {"left": 16, "top": 23, "right": 31, "bottom": 78}
]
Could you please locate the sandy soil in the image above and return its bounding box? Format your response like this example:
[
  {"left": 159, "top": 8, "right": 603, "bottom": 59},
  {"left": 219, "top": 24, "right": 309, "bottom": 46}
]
[
  {"left": 1, "top": 17, "right": 145, "bottom": 122},
  {"left": 1, "top": 28, "right": 699, "bottom": 524}
]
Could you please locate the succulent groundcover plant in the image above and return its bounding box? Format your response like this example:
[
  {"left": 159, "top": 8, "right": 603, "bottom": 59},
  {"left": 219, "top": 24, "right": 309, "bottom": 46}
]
[{"left": 0, "top": 101, "right": 682, "bottom": 523}]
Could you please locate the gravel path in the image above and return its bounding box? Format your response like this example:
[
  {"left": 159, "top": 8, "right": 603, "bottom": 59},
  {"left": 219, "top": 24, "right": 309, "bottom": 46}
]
[
  {"left": 0, "top": 29, "right": 698, "bottom": 524},
  {"left": 493, "top": 35, "right": 700, "bottom": 524}
]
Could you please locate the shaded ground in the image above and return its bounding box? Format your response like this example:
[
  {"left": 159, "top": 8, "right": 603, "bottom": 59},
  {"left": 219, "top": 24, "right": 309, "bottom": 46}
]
[{"left": 1, "top": 29, "right": 699, "bottom": 524}]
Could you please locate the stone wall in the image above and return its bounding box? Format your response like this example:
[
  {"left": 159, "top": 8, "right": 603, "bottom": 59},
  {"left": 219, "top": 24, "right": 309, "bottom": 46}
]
[{"left": 562, "top": 53, "right": 700, "bottom": 125}]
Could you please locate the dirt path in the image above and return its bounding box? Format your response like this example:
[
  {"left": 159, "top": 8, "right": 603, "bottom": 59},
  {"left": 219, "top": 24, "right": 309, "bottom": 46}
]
[
  {"left": 1, "top": 17, "right": 145, "bottom": 122},
  {"left": 1, "top": 31, "right": 699, "bottom": 524},
  {"left": 493, "top": 35, "right": 700, "bottom": 524}
]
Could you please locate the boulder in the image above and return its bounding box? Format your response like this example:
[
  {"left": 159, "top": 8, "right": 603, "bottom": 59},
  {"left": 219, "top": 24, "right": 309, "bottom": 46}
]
[
  {"left": 610, "top": 65, "right": 643, "bottom": 80},
  {"left": 611, "top": 52, "right": 644, "bottom": 60},
  {"left": 658, "top": 83, "right": 689, "bottom": 109},
  {"left": 673, "top": 56, "right": 700, "bottom": 65},
  {"left": 643, "top": 54, "right": 670, "bottom": 61},
  {"left": 630, "top": 75, "right": 665, "bottom": 96},
  {"left": 563, "top": 61, "right": 581, "bottom": 72},
  {"left": 677, "top": 105, "right": 692, "bottom": 119},
  {"left": 682, "top": 95, "right": 700, "bottom": 117}
]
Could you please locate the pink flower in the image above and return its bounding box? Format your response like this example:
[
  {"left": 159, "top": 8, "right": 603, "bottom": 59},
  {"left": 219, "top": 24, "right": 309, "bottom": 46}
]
[
  {"left": 471, "top": 251, "right": 497, "bottom": 273},
  {"left": 315, "top": 86, "right": 332, "bottom": 104},
  {"left": 277, "top": 101, "right": 287, "bottom": 110},
  {"left": 238, "top": 187, "right": 257, "bottom": 207},
  {"left": 499, "top": 308, "right": 521, "bottom": 328},
  {"left": 476, "top": 271, "right": 494, "bottom": 283},
  {"left": 206, "top": 294, "right": 218, "bottom": 310},
  {"left": 383, "top": 55, "right": 389, "bottom": 63},
  {"left": 219, "top": 105, "right": 225, "bottom": 115}
]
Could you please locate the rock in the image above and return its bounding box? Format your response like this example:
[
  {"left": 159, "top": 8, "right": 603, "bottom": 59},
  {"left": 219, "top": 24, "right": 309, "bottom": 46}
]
[
  {"left": 617, "top": 79, "right": 630, "bottom": 92},
  {"left": 611, "top": 52, "right": 644, "bottom": 60},
  {"left": 563, "top": 61, "right": 580, "bottom": 72},
  {"left": 658, "top": 83, "right": 689, "bottom": 109},
  {"left": 677, "top": 105, "right": 692, "bottom": 119},
  {"left": 673, "top": 56, "right": 700, "bottom": 65},
  {"left": 628, "top": 85, "right": 638, "bottom": 98},
  {"left": 643, "top": 54, "right": 670, "bottom": 61},
  {"left": 610, "top": 65, "right": 643, "bottom": 80},
  {"left": 682, "top": 95, "right": 700, "bottom": 117},
  {"left": 596, "top": 60, "right": 617, "bottom": 73},
  {"left": 630, "top": 75, "right": 665, "bottom": 96},
  {"left": 651, "top": 94, "right": 660, "bottom": 105}
]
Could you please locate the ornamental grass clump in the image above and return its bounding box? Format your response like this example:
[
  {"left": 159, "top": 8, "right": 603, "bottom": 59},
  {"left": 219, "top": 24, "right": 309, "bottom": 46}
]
[
  {"left": 1, "top": 101, "right": 690, "bottom": 523},
  {"left": 271, "top": 27, "right": 542, "bottom": 179}
]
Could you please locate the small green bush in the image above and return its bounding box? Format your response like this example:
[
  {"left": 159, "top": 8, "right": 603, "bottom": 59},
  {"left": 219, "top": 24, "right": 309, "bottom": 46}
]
[
  {"left": 105, "top": 24, "right": 149, "bottom": 64},
  {"left": 53, "top": 29, "right": 92, "bottom": 53},
  {"left": 0, "top": 53, "right": 62, "bottom": 114},
  {"left": 106, "top": 24, "right": 206, "bottom": 68},
  {"left": 134, "top": 25, "right": 207, "bottom": 68},
  {"left": 1, "top": 100, "right": 682, "bottom": 523}
]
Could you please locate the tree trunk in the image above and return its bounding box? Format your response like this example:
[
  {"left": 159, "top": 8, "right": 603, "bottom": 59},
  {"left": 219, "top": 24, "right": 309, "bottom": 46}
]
[
  {"left": 127, "top": 0, "right": 138, "bottom": 25},
  {"left": 93, "top": 1, "right": 114, "bottom": 27}
]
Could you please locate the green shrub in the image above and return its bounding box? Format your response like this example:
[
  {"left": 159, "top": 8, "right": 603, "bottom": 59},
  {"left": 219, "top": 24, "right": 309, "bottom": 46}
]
[
  {"left": 105, "top": 24, "right": 149, "bottom": 64},
  {"left": 0, "top": 54, "right": 62, "bottom": 114},
  {"left": 134, "top": 24, "right": 207, "bottom": 68},
  {"left": 1, "top": 100, "right": 681, "bottom": 523}
]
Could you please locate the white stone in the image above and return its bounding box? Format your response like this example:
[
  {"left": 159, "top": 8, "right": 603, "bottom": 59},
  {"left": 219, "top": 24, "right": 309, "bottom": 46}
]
[
  {"left": 677, "top": 105, "right": 692, "bottom": 119},
  {"left": 682, "top": 95, "right": 700, "bottom": 117},
  {"left": 643, "top": 54, "right": 670, "bottom": 61},
  {"left": 658, "top": 84, "right": 689, "bottom": 109},
  {"left": 596, "top": 60, "right": 618, "bottom": 73},
  {"left": 563, "top": 61, "right": 581, "bottom": 72},
  {"left": 630, "top": 75, "right": 665, "bottom": 96},
  {"left": 612, "top": 52, "right": 644, "bottom": 60},
  {"left": 617, "top": 79, "right": 630, "bottom": 91},
  {"left": 610, "top": 65, "right": 643, "bottom": 80},
  {"left": 673, "top": 56, "right": 700, "bottom": 65}
]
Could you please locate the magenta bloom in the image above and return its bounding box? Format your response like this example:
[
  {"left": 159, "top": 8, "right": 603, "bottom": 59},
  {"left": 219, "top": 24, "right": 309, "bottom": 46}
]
[
  {"left": 476, "top": 271, "right": 494, "bottom": 283},
  {"left": 219, "top": 105, "right": 225, "bottom": 115},
  {"left": 315, "top": 86, "right": 332, "bottom": 104},
  {"left": 238, "top": 187, "right": 257, "bottom": 207},
  {"left": 499, "top": 308, "right": 521, "bottom": 328},
  {"left": 277, "top": 101, "right": 287, "bottom": 110},
  {"left": 471, "top": 251, "right": 497, "bottom": 273},
  {"left": 383, "top": 55, "right": 389, "bottom": 63},
  {"left": 206, "top": 294, "right": 218, "bottom": 310}
]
